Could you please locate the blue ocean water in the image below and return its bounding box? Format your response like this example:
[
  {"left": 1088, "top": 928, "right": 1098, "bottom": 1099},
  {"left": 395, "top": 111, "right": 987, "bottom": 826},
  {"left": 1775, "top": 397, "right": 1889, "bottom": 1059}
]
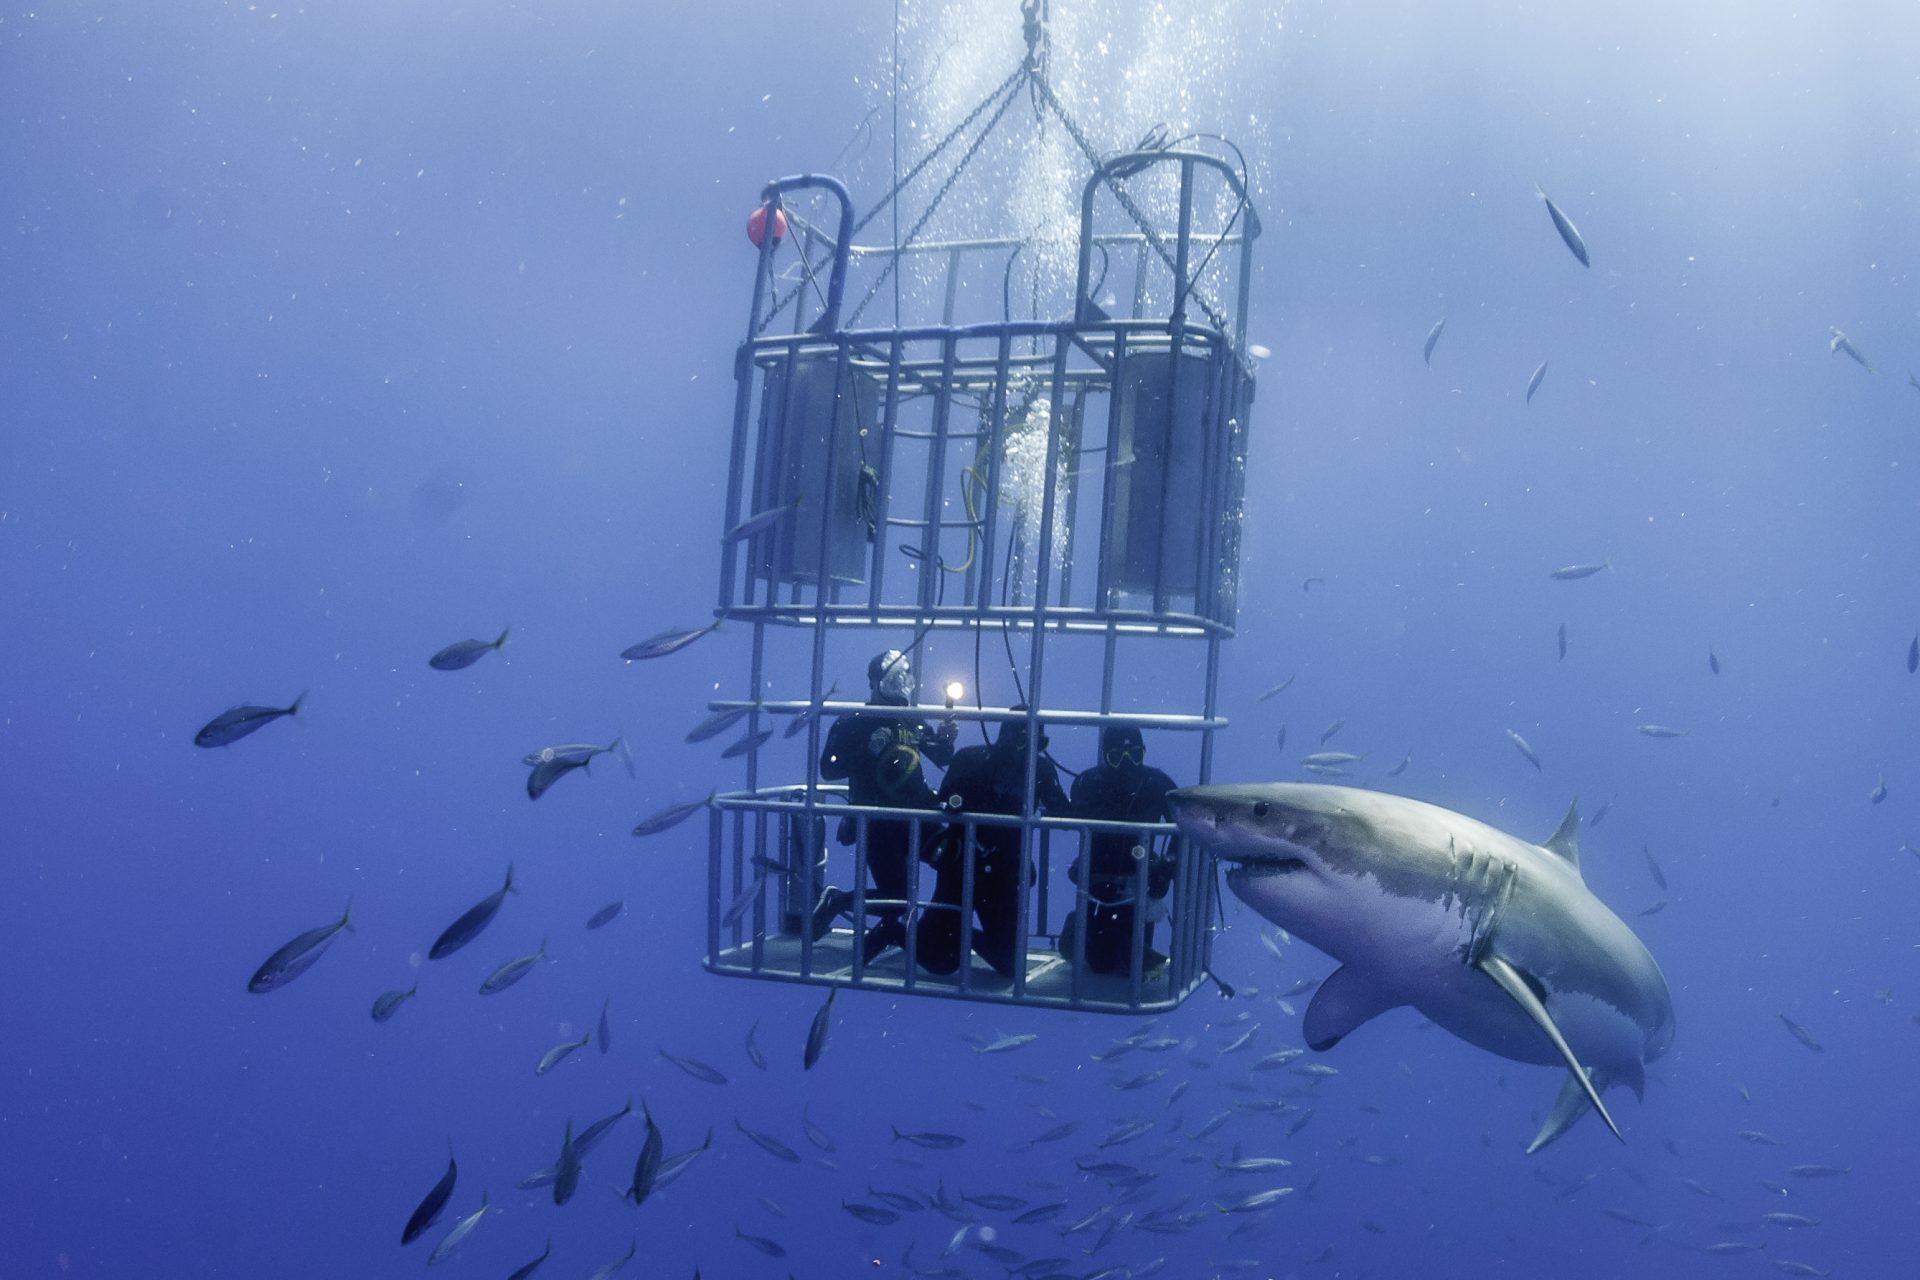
[{"left": 5, "top": 3, "right": 1917, "bottom": 1278}]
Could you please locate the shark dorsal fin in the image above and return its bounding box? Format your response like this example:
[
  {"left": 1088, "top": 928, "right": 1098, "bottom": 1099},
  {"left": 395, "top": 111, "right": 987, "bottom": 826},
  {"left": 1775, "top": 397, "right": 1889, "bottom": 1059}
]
[
  {"left": 1477, "top": 953, "right": 1622, "bottom": 1144},
  {"left": 1542, "top": 799, "right": 1581, "bottom": 872}
]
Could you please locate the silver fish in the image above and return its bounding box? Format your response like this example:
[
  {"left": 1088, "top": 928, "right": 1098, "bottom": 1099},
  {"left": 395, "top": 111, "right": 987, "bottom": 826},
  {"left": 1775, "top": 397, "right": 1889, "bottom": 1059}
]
[
  {"left": 625, "top": 1102, "right": 663, "bottom": 1206},
  {"left": 720, "top": 727, "right": 775, "bottom": 760},
  {"left": 722, "top": 498, "right": 803, "bottom": 544},
  {"left": 735, "top": 1118, "right": 801, "bottom": 1163},
  {"left": 1505, "top": 728, "right": 1542, "bottom": 771},
  {"left": 1777, "top": 1013, "right": 1823, "bottom": 1054},
  {"left": 685, "top": 706, "right": 752, "bottom": 744},
  {"left": 371, "top": 984, "right": 418, "bottom": 1023},
  {"left": 632, "top": 793, "right": 713, "bottom": 838},
  {"left": 425, "top": 1192, "right": 494, "bottom": 1265},
  {"left": 586, "top": 901, "right": 623, "bottom": 930},
  {"left": 535, "top": 1032, "right": 591, "bottom": 1076},
  {"left": 401, "top": 1152, "right": 457, "bottom": 1245},
  {"left": 1557, "top": 623, "right": 1567, "bottom": 660},
  {"left": 1526, "top": 360, "right": 1548, "bottom": 404},
  {"left": 1256, "top": 675, "right": 1297, "bottom": 702},
  {"left": 1828, "top": 326, "right": 1873, "bottom": 373},
  {"left": 803, "top": 984, "right": 838, "bottom": 1070},
  {"left": 621, "top": 621, "right": 719, "bottom": 661},
  {"left": 194, "top": 692, "right": 305, "bottom": 748},
  {"left": 1535, "top": 185, "right": 1590, "bottom": 267},
  {"left": 248, "top": 898, "right": 353, "bottom": 993},
  {"left": 1636, "top": 724, "right": 1688, "bottom": 738},
  {"left": 478, "top": 941, "right": 546, "bottom": 995},
  {"left": 1423, "top": 319, "right": 1445, "bottom": 366},
  {"left": 504, "top": 1239, "right": 551, "bottom": 1280},
  {"left": 1550, "top": 561, "right": 1610, "bottom": 580},
  {"left": 552, "top": 1118, "right": 580, "bottom": 1206},
  {"left": 429, "top": 628, "right": 508, "bottom": 671},
  {"left": 661, "top": 1049, "right": 729, "bottom": 1084},
  {"left": 584, "top": 1241, "right": 635, "bottom": 1280},
  {"left": 429, "top": 865, "right": 515, "bottom": 960}
]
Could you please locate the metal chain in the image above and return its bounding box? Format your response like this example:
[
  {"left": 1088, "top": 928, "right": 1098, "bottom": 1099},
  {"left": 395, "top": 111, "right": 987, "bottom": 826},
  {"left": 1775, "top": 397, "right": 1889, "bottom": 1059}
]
[{"left": 847, "top": 69, "right": 1029, "bottom": 327}]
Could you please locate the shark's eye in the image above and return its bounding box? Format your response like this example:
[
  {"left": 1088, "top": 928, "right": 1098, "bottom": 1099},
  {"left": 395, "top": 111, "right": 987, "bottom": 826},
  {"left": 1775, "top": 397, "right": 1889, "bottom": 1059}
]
[{"left": 1252, "top": 801, "right": 1270, "bottom": 818}]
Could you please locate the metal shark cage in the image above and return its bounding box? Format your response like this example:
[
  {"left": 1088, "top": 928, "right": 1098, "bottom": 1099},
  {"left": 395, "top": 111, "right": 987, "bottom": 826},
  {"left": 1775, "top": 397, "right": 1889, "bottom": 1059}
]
[{"left": 700, "top": 27, "right": 1261, "bottom": 1014}]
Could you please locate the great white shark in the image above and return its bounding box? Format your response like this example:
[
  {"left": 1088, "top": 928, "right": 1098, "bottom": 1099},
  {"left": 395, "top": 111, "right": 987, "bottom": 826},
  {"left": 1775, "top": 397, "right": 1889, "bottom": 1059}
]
[{"left": 1169, "top": 783, "right": 1674, "bottom": 1152}]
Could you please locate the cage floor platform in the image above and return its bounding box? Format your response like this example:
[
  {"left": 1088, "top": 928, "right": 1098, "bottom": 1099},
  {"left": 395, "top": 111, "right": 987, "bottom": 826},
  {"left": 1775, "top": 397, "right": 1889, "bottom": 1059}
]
[{"left": 709, "top": 926, "right": 1196, "bottom": 1013}]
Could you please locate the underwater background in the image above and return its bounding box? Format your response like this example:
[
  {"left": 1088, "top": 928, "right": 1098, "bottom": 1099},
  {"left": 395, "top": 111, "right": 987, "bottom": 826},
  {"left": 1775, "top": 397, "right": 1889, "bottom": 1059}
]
[{"left": 5, "top": 2, "right": 1917, "bottom": 1277}]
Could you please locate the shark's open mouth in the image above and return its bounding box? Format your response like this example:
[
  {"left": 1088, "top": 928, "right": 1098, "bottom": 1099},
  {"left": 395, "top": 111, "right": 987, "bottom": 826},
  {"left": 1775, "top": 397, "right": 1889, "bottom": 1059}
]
[{"left": 1222, "top": 853, "right": 1308, "bottom": 877}]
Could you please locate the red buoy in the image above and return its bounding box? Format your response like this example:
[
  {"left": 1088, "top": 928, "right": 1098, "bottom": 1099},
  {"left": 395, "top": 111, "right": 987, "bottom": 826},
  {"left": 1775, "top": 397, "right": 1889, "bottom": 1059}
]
[{"left": 746, "top": 202, "right": 788, "bottom": 248}]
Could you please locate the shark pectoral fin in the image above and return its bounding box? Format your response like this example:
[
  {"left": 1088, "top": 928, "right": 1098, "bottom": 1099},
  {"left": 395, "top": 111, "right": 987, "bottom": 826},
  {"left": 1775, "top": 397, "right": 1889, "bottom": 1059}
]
[
  {"left": 1303, "top": 965, "right": 1403, "bottom": 1051},
  {"left": 1525, "top": 1066, "right": 1615, "bottom": 1155},
  {"left": 1477, "top": 954, "right": 1623, "bottom": 1144}
]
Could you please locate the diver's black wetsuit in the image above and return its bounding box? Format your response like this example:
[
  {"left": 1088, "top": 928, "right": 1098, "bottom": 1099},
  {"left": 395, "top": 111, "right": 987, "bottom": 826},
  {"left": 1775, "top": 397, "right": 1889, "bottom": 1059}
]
[
  {"left": 1061, "top": 753, "right": 1178, "bottom": 975},
  {"left": 918, "top": 724, "right": 1069, "bottom": 978},
  {"left": 820, "top": 706, "right": 954, "bottom": 958}
]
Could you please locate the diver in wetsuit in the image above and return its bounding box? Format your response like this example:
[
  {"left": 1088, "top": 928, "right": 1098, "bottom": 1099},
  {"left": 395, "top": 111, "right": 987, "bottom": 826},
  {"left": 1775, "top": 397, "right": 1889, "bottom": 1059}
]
[
  {"left": 918, "top": 712, "right": 1069, "bottom": 978},
  {"left": 819, "top": 649, "right": 957, "bottom": 964},
  {"left": 1058, "top": 725, "right": 1178, "bottom": 976}
]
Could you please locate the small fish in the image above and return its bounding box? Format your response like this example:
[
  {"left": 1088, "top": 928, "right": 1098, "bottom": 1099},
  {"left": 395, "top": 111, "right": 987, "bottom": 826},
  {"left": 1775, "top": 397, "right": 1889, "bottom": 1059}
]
[
  {"left": 1637, "top": 898, "right": 1668, "bottom": 917},
  {"left": 535, "top": 1032, "right": 591, "bottom": 1076},
  {"left": 733, "top": 1227, "right": 787, "bottom": 1258},
  {"left": 478, "top": 941, "right": 546, "bottom": 996},
  {"left": 194, "top": 692, "right": 305, "bottom": 748},
  {"left": 734, "top": 1118, "right": 801, "bottom": 1163},
  {"left": 654, "top": 1129, "right": 714, "bottom": 1188},
  {"left": 526, "top": 737, "right": 624, "bottom": 799},
  {"left": 1217, "top": 1187, "right": 1295, "bottom": 1213},
  {"left": 1026, "top": 1120, "right": 1078, "bottom": 1146},
  {"left": 842, "top": 1201, "right": 900, "bottom": 1226},
  {"left": 1588, "top": 796, "right": 1613, "bottom": 829},
  {"left": 1680, "top": 1177, "right": 1723, "bottom": 1199},
  {"left": 800, "top": 1105, "right": 836, "bottom": 1152},
  {"left": 1217, "top": 1155, "right": 1294, "bottom": 1173},
  {"left": 573, "top": 1099, "right": 633, "bottom": 1161},
  {"left": 745, "top": 1019, "right": 768, "bottom": 1070},
  {"left": 890, "top": 1126, "right": 966, "bottom": 1149},
  {"left": 1828, "top": 326, "right": 1873, "bottom": 373},
  {"left": 1870, "top": 774, "right": 1888, "bottom": 805},
  {"left": 1423, "top": 319, "right": 1445, "bottom": 366},
  {"left": 621, "top": 621, "right": 720, "bottom": 661},
  {"left": 426, "top": 1193, "right": 494, "bottom": 1266},
  {"left": 584, "top": 1241, "right": 636, "bottom": 1280},
  {"left": 504, "top": 1239, "right": 552, "bottom": 1280},
  {"left": 586, "top": 901, "right": 623, "bottom": 930},
  {"left": 782, "top": 680, "right": 841, "bottom": 739},
  {"left": 1386, "top": 754, "right": 1409, "bottom": 777},
  {"left": 720, "top": 874, "right": 767, "bottom": 931},
  {"left": 1505, "top": 728, "right": 1542, "bottom": 771},
  {"left": 803, "top": 984, "right": 838, "bottom": 1070},
  {"left": 1550, "top": 560, "right": 1610, "bottom": 580},
  {"left": 1704, "top": 1241, "right": 1764, "bottom": 1255},
  {"left": 1736, "top": 1129, "right": 1780, "bottom": 1145},
  {"left": 552, "top": 1118, "right": 581, "bottom": 1207},
  {"left": 1643, "top": 846, "right": 1667, "bottom": 890},
  {"left": 1301, "top": 751, "right": 1366, "bottom": 767},
  {"left": 1525, "top": 360, "right": 1548, "bottom": 404},
  {"left": 1274, "top": 725, "right": 1287, "bottom": 754},
  {"left": 1909, "top": 633, "right": 1918, "bottom": 674},
  {"left": 1786, "top": 1164, "right": 1850, "bottom": 1179},
  {"left": 723, "top": 497, "right": 803, "bottom": 544},
  {"left": 1777, "top": 1013, "right": 1823, "bottom": 1054},
  {"left": 1535, "top": 185, "right": 1590, "bottom": 267},
  {"left": 1636, "top": 724, "right": 1688, "bottom": 738},
  {"left": 371, "top": 984, "right": 418, "bottom": 1023},
  {"left": 973, "top": 1032, "right": 1037, "bottom": 1054},
  {"left": 429, "top": 864, "right": 516, "bottom": 960},
  {"left": 1301, "top": 576, "right": 1326, "bottom": 592},
  {"left": 866, "top": 1188, "right": 917, "bottom": 1212},
  {"left": 625, "top": 1102, "right": 664, "bottom": 1206},
  {"left": 1910, "top": 370, "right": 1920, "bottom": 392},
  {"left": 596, "top": 997, "right": 611, "bottom": 1054},
  {"left": 1100, "top": 1119, "right": 1156, "bottom": 1148},
  {"left": 686, "top": 706, "right": 753, "bottom": 744},
  {"left": 1557, "top": 623, "right": 1567, "bottom": 660},
  {"left": 632, "top": 793, "right": 714, "bottom": 838},
  {"left": 401, "top": 1152, "right": 457, "bottom": 1245},
  {"left": 1256, "top": 675, "right": 1296, "bottom": 702},
  {"left": 429, "top": 628, "right": 509, "bottom": 671},
  {"left": 1014, "top": 1202, "right": 1066, "bottom": 1224},
  {"left": 1772, "top": 1262, "right": 1831, "bottom": 1278},
  {"left": 247, "top": 897, "right": 353, "bottom": 993},
  {"left": 660, "top": 1049, "right": 730, "bottom": 1084},
  {"left": 1318, "top": 719, "right": 1344, "bottom": 746},
  {"left": 720, "top": 726, "right": 775, "bottom": 760},
  {"left": 1709, "top": 645, "right": 1721, "bottom": 675}
]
